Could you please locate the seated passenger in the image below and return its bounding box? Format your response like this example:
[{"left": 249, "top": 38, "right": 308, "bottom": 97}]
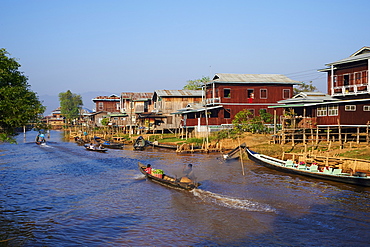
[{"left": 145, "top": 164, "right": 152, "bottom": 174}]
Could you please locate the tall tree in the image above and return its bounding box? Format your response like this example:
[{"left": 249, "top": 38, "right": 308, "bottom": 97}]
[
  {"left": 183, "top": 76, "right": 210, "bottom": 90},
  {"left": 58, "top": 90, "right": 83, "bottom": 125},
  {"left": 0, "top": 48, "right": 45, "bottom": 141},
  {"left": 293, "top": 81, "right": 318, "bottom": 95}
]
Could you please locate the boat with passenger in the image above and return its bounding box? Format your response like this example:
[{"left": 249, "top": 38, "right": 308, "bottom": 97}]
[
  {"left": 138, "top": 162, "right": 200, "bottom": 190},
  {"left": 84, "top": 143, "right": 107, "bottom": 152},
  {"left": 246, "top": 147, "right": 370, "bottom": 187},
  {"left": 133, "top": 136, "right": 149, "bottom": 150}
]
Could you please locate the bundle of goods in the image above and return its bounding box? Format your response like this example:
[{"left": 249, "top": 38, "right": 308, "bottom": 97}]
[{"left": 152, "top": 169, "right": 164, "bottom": 179}]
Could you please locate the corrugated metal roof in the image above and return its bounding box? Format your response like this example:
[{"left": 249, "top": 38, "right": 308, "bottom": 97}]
[
  {"left": 121, "top": 92, "right": 154, "bottom": 100},
  {"left": 92, "top": 95, "right": 120, "bottom": 102},
  {"left": 277, "top": 92, "right": 336, "bottom": 104},
  {"left": 325, "top": 52, "right": 370, "bottom": 66},
  {"left": 209, "top": 73, "right": 300, "bottom": 84},
  {"left": 155, "top": 90, "right": 203, "bottom": 97}
]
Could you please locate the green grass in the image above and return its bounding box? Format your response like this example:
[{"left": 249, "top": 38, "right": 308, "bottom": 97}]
[{"left": 339, "top": 149, "right": 370, "bottom": 160}]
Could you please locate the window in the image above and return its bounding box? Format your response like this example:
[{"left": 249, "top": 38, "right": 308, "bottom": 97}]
[
  {"left": 210, "top": 109, "right": 218, "bottom": 118},
  {"left": 317, "top": 106, "right": 327, "bottom": 116},
  {"left": 364, "top": 105, "right": 370, "bottom": 111},
  {"left": 247, "top": 109, "right": 255, "bottom": 116},
  {"left": 355, "top": 72, "right": 362, "bottom": 84},
  {"left": 345, "top": 105, "right": 356, "bottom": 111},
  {"left": 116, "top": 103, "right": 120, "bottom": 110},
  {"left": 283, "top": 89, "right": 290, "bottom": 99},
  {"left": 260, "top": 89, "right": 267, "bottom": 99},
  {"left": 98, "top": 102, "right": 104, "bottom": 110},
  {"left": 224, "top": 109, "right": 231, "bottom": 119},
  {"left": 247, "top": 89, "right": 254, "bottom": 98},
  {"left": 343, "top": 74, "right": 350, "bottom": 86},
  {"left": 328, "top": 105, "right": 338, "bottom": 116},
  {"left": 333, "top": 76, "right": 337, "bottom": 87},
  {"left": 167, "top": 116, "right": 173, "bottom": 124},
  {"left": 224, "top": 88, "right": 231, "bottom": 98}
]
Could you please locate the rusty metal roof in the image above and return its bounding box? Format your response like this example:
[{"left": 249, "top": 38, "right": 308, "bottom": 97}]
[
  {"left": 210, "top": 73, "right": 300, "bottom": 84},
  {"left": 92, "top": 95, "right": 120, "bottom": 102},
  {"left": 154, "top": 90, "right": 203, "bottom": 97},
  {"left": 120, "top": 92, "right": 154, "bottom": 100}
]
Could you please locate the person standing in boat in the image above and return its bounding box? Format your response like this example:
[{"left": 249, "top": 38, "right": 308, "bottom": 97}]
[{"left": 182, "top": 164, "right": 195, "bottom": 180}]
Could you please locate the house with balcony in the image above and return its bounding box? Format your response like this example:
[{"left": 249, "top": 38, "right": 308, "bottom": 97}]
[
  {"left": 177, "top": 73, "right": 299, "bottom": 134},
  {"left": 43, "top": 107, "right": 64, "bottom": 129},
  {"left": 270, "top": 47, "right": 370, "bottom": 143},
  {"left": 320, "top": 46, "right": 369, "bottom": 98}
]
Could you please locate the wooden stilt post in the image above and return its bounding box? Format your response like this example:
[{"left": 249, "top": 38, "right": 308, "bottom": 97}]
[
  {"left": 357, "top": 127, "right": 360, "bottom": 144},
  {"left": 316, "top": 126, "right": 319, "bottom": 144},
  {"left": 327, "top": 126, "right": 330, "bottom": 142}
]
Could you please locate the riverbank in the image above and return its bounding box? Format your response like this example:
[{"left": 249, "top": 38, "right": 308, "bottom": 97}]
[{"left": 66, "top": 129, "right": 370, "bottom": 161}]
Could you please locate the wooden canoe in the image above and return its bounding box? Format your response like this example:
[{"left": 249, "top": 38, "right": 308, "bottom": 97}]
[
  {"left": 138, "top": 162, "right": 200, "bottom": 190},
  {"left": 246, "top": 147, "right": 370, "bottom": 187},
  {"left": 84, "top": 145, "right": 108, "bottom": 152}
]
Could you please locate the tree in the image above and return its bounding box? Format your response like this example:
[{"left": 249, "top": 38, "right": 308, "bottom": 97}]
[
  {"left": 293, "top": 81, "right": 318, "bottom": 95},
  {"left": 0, "top": 48, "right": 45, "bottom": 141},
  {"left": 58, "top": 90, "right": 83, "bottom": 125},
  {"left": 183, "top": 76, "right": 210, "bottom": 90},
  {"left": 232, "top": 109, "right": 273, "bottom": 133}
]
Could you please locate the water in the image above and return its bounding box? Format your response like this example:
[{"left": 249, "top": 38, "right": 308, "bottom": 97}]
[{"left": 1, "top": 130, "right": 369, "bottom": 246}]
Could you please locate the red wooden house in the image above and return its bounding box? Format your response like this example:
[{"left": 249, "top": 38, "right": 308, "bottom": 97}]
[
  {"left": 92, "top": 94, "right": 120, "bottom": 113},
  {"left": 178, "top": 73, "right": 299, "bottom": 132},
  {"left": 272, "top": 47, "right": 370, "bottom": 139},
  {"left": 320, "top": 46, "right": 370, "bottom": 98}
]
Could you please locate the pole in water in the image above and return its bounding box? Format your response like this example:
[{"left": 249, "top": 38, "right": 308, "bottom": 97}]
[{"left": 238, "top": 137, "right": 245, "bottom": 175}]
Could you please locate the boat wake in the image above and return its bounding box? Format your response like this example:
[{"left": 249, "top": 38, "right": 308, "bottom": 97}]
[{"left": 191, "top": 189, "right": 276, "bottom": 213}]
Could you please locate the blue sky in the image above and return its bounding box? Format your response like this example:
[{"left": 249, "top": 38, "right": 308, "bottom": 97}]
[{"left": 2, "top": 0, "right": 370, "bottom": 114}]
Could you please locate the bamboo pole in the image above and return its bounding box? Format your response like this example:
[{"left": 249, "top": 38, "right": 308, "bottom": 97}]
[{"left": 238, "top": 137, "right": 245, "bottom": 176}]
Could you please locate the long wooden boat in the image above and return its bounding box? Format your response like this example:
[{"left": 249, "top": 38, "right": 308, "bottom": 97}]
[
  {"left": 148, "top": 141, "right": 178, "bottom": 150},
  {"left": 84, "top": 144, "right": 107, "bottom": 152},
  {"left": 223, "top": 143, "right": 246, "bottom": 160},
  {"left": 138, "top": 162, "right": 200, "bottom": 190},
  {"left": 101, "top": 141, "right": 124, "bottom": 149},
  {"left": 246, "top": 147, "right": 370, "bottom": 187}
]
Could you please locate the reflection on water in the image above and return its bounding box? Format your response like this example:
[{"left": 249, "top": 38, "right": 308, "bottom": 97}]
[{"left": 0, "top": 130, "right": 370, "bottom": 246}]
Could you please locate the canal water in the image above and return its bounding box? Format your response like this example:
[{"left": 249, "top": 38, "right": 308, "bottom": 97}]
[{"left": 1, "top": 130, "right": 369, "bottom": 246}]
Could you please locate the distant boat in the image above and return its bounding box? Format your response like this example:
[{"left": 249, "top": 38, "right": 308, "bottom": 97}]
[
  {"left": 246, "top": 146, "right": 370, "bottom": 187},
  {"left": 133, "top": 136, "right": 149, "bottom": 150},
  {"left": 35, "top": 133, "right": 46, "bottom": 145},
  {"left": 148, "top": 141, "right": 178, "bottom": 150},
  {"left": 84, "top": 144, "right": 107, "bottom": 152},
  {"left": 101, "top": 141, "right": 125, "bottom": 149},
  {"left": 222, "top": 143, "right": 246, "bottom": 160}
]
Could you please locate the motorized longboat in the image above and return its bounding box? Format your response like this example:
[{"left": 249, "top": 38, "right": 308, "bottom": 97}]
[
  {"left": 246, "top": 147, "right": 370, "bottom": 187},
  {"left": 138, "top": 162, "right": 200, "bottom": 190}
]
